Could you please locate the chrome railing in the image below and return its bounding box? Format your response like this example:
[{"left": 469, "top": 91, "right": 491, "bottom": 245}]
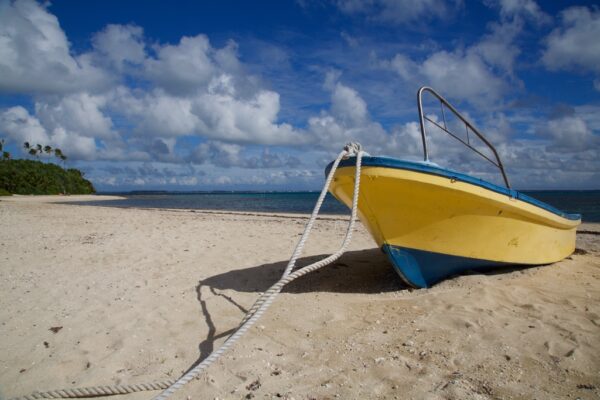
[{"left": 417, "top": 86, "right": 510, "bottom": 188}]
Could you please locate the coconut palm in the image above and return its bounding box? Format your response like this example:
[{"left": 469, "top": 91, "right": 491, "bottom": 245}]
[
  {"left": 24, "top": 141, "right": 32, "bottom": 158},
  {"left": 0, "top": 139, "right": 9, "bottom": 161},
  {"left": 44, "top": 145, "right": 52, "bottom": 155},
  {"left": 54, "top": 148, "right": 67, "bottom": 167}
]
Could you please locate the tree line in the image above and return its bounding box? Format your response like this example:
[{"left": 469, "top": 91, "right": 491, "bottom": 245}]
[{"left": 0, "top": 139, "right": 95, "bottom": 195}]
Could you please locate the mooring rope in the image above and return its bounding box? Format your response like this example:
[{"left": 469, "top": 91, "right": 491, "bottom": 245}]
[{"left": 12, "top": 143, "right": 364, "bottom": 400}]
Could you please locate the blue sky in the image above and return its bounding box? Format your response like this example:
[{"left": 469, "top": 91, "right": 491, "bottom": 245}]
[{"left": 0, "top": 0, "right": 598, "bottom": 191}]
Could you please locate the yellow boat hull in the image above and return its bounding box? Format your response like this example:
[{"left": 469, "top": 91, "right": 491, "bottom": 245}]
[{"left": 328, "top": 157, "right": 580, "bottom": 287}]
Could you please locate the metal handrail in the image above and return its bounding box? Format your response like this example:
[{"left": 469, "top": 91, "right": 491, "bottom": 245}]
[{"left": 417, "top": 86, "right": 511, "bottom": 188}]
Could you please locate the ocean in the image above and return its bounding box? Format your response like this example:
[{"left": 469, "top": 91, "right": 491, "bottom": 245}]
[{"left": 75, "top": 190, "right": 600, "bottom": 222}]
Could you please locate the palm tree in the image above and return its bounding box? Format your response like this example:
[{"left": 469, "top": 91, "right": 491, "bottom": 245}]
[
  {"left": 54, "top": 148, "right": 67, "bottom": 167},
  {"left": 24, "top": 141, "right": 31, "bottom": 158},
  {"left": 0, "top": 139, "right": 9, "bottom": 161},
  {"left": 29, "top": 148, "right": 38, "bottom": 157},
  {"left": 44, "top": 145, "right": 52, "bottom": 155}
]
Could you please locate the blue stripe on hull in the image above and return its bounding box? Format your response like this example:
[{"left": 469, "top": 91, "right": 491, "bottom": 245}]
[{"left": 382, "top": 244, "right": 513, "bottom": 288}]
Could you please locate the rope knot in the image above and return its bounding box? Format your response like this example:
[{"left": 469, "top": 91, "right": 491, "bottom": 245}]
[{"left": 343, "top": 142, "right": 363, "bottom": 158}]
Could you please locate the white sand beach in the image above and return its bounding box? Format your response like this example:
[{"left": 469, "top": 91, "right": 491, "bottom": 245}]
[{"left": 1, "top": 196, "right": 599, "bottom": 399}]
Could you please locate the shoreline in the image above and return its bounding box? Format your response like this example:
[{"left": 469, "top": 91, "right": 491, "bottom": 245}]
[
  {"left": 1, "top": 199, "right": 598, "bottom": 399},
  {"left": 0, "top": 194, "right": 126, "bottom": 203},
  {"left": 4, "top": 194, "right": 600, "bottom": 226}
]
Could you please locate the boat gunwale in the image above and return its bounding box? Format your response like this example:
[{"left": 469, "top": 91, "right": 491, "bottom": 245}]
[{"left": 326, "top": 156, "right": 582, "bottom": 222}]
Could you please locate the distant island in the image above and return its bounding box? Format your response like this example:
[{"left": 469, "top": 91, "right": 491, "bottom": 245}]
[{"left": 0, "top": 141, "right": 95, "bottom": 195}]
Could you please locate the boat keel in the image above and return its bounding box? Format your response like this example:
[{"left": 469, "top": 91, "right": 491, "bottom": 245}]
[{"left": 382, "top": 244, "right": 512, "bottom": 288}]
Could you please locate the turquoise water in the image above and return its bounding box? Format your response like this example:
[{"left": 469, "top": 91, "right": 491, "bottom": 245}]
[{"left": 76, "top": 190, "right": 600, "bottom": 222}]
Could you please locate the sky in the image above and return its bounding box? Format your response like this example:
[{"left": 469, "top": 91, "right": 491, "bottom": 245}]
[{"left": 0, "top": 0, "right": 599, "bottom": 191}]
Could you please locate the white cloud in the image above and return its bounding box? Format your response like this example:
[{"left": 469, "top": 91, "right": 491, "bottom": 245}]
[
  {"left": 542, "top": 6, "right": 600, "bottom": 75},
  {"left": 330, "top": 83, "right": 368, "bottom": 125},
  {"left": 190, "top": 140, "right": 301, "bottom": 169},
  {"left": 144, "top": 35, "right": 217, "bottom": 95},
  {"left": 422, "top": 51, "right": 507, "bottom": 102},
  {"left": 191, "top": 140, "right": 244, "bottom": 167},
  {"left": 0, "top": 0, "right": 112, "bottom": 94},
  {"left": 189, "top": 88, "right": 302, "bottom": 145},
  {"left": 385, "top": 49, "right": 508, "bottom": 105},
  {"left": 473, "top": 20, "right": 522, "bottom": 76},
  {"left": 111, "top": 89, "right": 199, "bottom": 137},
  {"left": 0, "top": 0, "right": 597, "bottom": 190},
  {"left": 543, "top": 115, "right": 598, "bottom": 153},
  {"left": 0, "top": 106, "right": 49, "bottom": 145},
  {"left": 387, "top": 54, "right": 415, "bottom": 81},
  {"left": 92, "top": 24, "right": 146, "bottom": 71},
  {"left": 490, "top": 0, "right": 550, "bottom": 24},
  {"left": 0, "top": 106, "right": 97, "bottom": 159},
  {"left": 307, "top": 80, "right": 391, "bottom": 152},
  {"left": 335, "top": 0, "right": 462, "bottom": 25},
  {"left": 35, "top": 93, "right": 116, "bottom": 140},
  {"left": 0, "top": 0, "right": 305, "bottom": 163},
  {"left": 383, "top": 4, "right": 531, "bottom": 106}
]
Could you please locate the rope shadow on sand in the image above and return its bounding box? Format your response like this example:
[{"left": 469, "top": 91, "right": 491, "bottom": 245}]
[{"left": 186, "top": 248, "right": 407, "bottom": 374}]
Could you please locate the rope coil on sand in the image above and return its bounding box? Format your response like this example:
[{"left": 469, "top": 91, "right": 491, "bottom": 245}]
[{"left": 12, "top": 143, "right": 364, "bottom": 400}]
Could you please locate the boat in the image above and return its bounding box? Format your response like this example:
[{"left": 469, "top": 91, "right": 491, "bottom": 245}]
[{"left": 326, "top": 87, "right": 581, "bottom": 288}]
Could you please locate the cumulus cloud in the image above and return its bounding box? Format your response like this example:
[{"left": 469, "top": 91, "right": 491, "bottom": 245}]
[
  {"left": 0, "top": 106, "right": 97, "bottom": 159},
  {"left": 144, "top": 35, "right": 220, "bottom": 95},
  {"left": 307, "top": 80, "right": 391, "bottom": 152},
  {"left": 382, "top": 1, "right": 551, "bottom": 104},
  {"left": 35, "top": 93, "right": 117, "bottom": 140},
  {"left": 543, "top": 115, "right": 599, "bottom": 153},
  {"left": 384, "top": 49, "right": 508, "bottom": 106},
  {"left": 0, "top": 0, "right": 304, "bottom": 167},
  {"left": 92, "top": 24, "right": 146, "bottom": 71},
  {"left": 542, "top": 6, "right": 600, "bottom": 81},
  {"left": 0, "top": 0, "right": 597, "bottom": 190},
  {"left": 0, "top": 0, "right": 112, "bottom": 94},
  {"left": 422, "top": 51, "right": 507, "bottom": 102}
]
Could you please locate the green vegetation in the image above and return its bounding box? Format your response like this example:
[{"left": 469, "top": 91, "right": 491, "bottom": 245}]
[
  {"left": 0, "top": 139, "right": 96, "bottom": 196},
  {"left": 0, "top": 159, "right": 95, "bottom": 195},
  {"left": 0, "top": 141, "right": 95, "bottom": 195},
  {"left": 1, "top": 139, "right": 10, "bottom": 161}
]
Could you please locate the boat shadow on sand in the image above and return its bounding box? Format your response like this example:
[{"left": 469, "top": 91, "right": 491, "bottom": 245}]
[
  {"left": 188, "top": 248, "right": 534, "bottom": 374},
  {"left": 187, "top": 248, "right": 404, "bottom": 374},
  {"left": 199, "top": 248, "right": 407, "bottom": 295}
]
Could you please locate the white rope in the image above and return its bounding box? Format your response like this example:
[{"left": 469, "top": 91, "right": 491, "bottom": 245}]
[
  {"left": 154, "top": 143, "right": 363, "bottom": 399},
  {"left": 11, "top": 143, "right": 364, "bottom": 400}
]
